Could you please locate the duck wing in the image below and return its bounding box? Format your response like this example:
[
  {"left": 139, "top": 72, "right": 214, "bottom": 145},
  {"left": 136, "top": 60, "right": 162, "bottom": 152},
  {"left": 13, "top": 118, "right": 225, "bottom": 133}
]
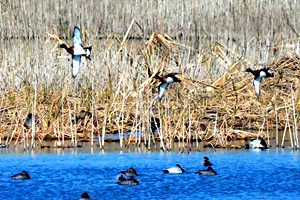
[
  {"left": 158, "top": 83, "right": 169, "bottom": 101},
  {"left": 253, "top": 77, "right": 262, "bottom": 97},
  {"left": 73, "top": 26, "right": 82, "bottom": 45},
  {"left": 72, "top": 55, "right": 81, "bottom": 78}
]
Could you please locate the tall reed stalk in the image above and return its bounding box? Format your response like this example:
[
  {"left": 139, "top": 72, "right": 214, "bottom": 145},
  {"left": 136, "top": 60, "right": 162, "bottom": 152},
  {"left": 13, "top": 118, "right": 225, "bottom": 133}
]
[{"left": 0, "top": 0, "right": 300, "bottom": 150}]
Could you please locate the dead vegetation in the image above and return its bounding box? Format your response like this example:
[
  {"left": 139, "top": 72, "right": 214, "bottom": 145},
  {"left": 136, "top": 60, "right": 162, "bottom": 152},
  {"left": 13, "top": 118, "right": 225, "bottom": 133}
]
[
  {"left": 0, "top": 31, "right": 299, "bottom": 150},
  {"left": 0, "top": 1, "right": 300, "bottom": 150}
]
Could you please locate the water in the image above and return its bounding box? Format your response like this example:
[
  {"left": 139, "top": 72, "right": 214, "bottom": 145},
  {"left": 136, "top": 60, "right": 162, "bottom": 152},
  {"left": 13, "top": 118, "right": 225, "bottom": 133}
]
[{"left": 1, "top": 145, "right": 300, "bottom": 200}]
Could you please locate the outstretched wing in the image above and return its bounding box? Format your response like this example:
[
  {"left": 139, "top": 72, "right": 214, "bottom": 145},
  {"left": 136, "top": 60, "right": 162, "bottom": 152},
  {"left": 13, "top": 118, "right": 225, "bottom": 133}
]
[
  {"left": 72, "top": 55, "right": 81, "bottom": 78},
  {"left": 72, "top": 26, "right": 82, "bottom": 45},
  {"left": 158, "top": 83, "right": 169, "bottom": 101},
  {"left": 253, "top": 78, "right": 261, "bottom": 97}
]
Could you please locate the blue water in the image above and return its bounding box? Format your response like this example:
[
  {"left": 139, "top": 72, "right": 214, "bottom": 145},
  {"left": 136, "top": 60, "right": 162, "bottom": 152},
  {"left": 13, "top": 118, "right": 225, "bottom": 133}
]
[{"left": 1, "top": 146, "right": 300, "bottom": 200}]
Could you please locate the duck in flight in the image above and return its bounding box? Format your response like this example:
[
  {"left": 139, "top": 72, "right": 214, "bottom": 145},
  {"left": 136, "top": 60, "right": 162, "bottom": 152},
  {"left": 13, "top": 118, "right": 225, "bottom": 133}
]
[
  {"left": 59, "top": 26, "right": 92, "bottom": 78},
  {"left": 245, "top": 67, "right": 273, "bottom": 97},
  {"left": 154, "top": 72, "right": 181, "bottom": 101}
]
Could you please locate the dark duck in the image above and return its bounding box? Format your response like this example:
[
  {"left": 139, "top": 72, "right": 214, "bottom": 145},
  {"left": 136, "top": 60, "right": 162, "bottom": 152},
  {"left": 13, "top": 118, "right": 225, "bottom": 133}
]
[
  {"left": 11, "top": 170, "right": 31, "bottom": 180},
  {"left": 202, "top": 156, "right": 213, "bottom": 167},
  {"left": 23, "top": 113, "right": 39, "bottom": 128},
  {"left": 195, "top": 166, "right": 217, "bottom": 176},
  {"left": 116, "top": 167, "right": 139, "bottom": 186},
  {"left": 117, "top": 176, "right": 139, "bottom": 186}
]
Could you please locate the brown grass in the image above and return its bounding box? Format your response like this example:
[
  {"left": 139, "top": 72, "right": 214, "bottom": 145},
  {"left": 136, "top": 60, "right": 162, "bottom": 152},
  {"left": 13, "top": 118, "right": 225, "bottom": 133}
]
[{"left": 0, "top": 1, "right": 300, "bottom": 149}]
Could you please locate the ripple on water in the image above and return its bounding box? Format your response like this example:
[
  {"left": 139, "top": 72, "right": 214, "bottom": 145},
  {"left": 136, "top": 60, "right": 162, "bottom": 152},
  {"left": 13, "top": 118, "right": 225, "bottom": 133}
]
[{"left": 0, "top": 147, "right": 300, "bottom": 199}]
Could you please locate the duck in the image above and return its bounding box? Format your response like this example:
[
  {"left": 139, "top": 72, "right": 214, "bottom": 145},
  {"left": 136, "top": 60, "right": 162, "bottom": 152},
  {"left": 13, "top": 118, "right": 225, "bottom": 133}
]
[
  {"left": 195, "top": 166, "right": 217, "bottom": 175},
  {"left": 154, "top": 73, "right": 181, "bottom": 101},
  {"left": 120, "top": 167, "right": 138, "bottom": 177},
  {"left": 78, "top": 192, "right": 90, "bottom": 200},
  {"left": 245, "top": 67, "right": 274, "bottom": 97},
  {"left": 117, "top": 174, "right": 127, "bottom": 181},
  {"left": 11, "top": 170, "right": 31, "bottom": 180},
  {"left": 162, "top": 164, "right": 185, "bottom": 174},
  {"left": 150, "top": 117, "right": 160, "bottom": 134},
  {"left": 117, "top": 176, "right": 139, "bottom": 186},
  {"left": 201, "top": 156, "right": 213, "bottom": 167},
  {"left": 60, "top": 26, "right": 92, "bottom": 78},
  {"left": 23, "top": 113, "right": 39, "bottom": 128},
  {"left": 246, "top": 138, "right": 268, "bottom": 149}
]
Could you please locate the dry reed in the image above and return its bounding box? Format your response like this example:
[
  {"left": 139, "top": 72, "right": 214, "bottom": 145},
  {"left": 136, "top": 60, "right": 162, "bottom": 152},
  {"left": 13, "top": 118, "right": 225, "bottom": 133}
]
[{"left": 0, "top": 0, "right": 300, "bottom": 150}]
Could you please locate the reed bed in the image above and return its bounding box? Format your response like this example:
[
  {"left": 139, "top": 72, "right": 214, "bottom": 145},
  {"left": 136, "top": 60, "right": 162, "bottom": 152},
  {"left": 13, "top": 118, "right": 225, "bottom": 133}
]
[{"left": 0, "top": 0, "right": 300, "bottom": 150}]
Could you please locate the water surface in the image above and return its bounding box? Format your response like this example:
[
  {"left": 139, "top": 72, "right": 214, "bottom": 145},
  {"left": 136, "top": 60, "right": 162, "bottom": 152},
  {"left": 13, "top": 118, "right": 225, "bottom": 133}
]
[{"left": 1, "top": 145, "right": 300, "bottom": 200}]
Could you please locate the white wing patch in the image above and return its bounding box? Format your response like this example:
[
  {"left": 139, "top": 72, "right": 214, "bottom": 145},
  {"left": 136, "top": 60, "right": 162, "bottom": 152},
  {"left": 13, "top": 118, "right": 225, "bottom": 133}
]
[
  {"left": 259, "top": 71, "right": 267, "bottom": 77},
  {"left": 166, "top": 76, "right": 174, "bottom": 83},
  {"left": 72, "top": 55, "right": 81, "bottom": 78},
  {"left": 158, "top": 83, "right": 168, "bottom": 101},
  {"left": 253, "top": 78, "right": 261, "bottom": 97},
  {"left": 73, "top": 27, "right": 82, "bottom": 45}
]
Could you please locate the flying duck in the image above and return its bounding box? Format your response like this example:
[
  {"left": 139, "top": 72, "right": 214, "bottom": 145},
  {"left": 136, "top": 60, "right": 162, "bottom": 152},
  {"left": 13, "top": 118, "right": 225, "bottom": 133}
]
[
  {"left": 245, "top": 67, "right": 274, "bottom": 97},
  {"left": 162, "top": 164, "right": 185, "bottom": 174},
  {"left": 195, "top": 166, "right": 217, "bottom": 175},
  {"left": 60, "top": 26, "right": 92, "bottom": 78},
  {"left": 154, "top": 73, "right": 181, "bottom": 101},
  {"left": 11, "top": 170, "right": 31, "bottom": 180}
]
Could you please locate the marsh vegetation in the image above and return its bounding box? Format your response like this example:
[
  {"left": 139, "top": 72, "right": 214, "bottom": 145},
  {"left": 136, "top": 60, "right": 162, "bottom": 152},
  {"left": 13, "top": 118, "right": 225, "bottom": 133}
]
[{"left": 0, "top": 0, "right": 300, "bottom": 150}]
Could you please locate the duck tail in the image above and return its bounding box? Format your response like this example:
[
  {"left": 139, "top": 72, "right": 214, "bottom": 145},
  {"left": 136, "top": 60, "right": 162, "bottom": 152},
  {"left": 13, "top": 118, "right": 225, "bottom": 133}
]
[{"left": 85, "top": 46, "right": 92, "bottom": 60}]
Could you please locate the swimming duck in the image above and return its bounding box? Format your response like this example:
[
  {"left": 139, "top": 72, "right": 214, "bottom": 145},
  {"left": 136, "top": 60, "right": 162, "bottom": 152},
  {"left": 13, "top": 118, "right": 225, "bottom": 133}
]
[
  {"left": 78, "top": 192, "right": 90, "bottom": 199},
  {"left": 120, "top": 167, "right": 138, "bottom": 177},
  {"left": 246, "top": 138, "right": 268, "bottom": 149},
  {"left": 162, "top": 164, "right": 185, "bottom": 174},
  {"left": 195, "top": 166, "right": 217, "bottom": 175},
  {"left": 117, "top": 174, "right": 127, "bottom": 181},
  {"left": 245, "top": 67, "right": 274, "bottom": 97},
  {"left": 11, "top": 170, "right": 31, "bottom": 180},
  {"left": 154, "top": 73, "right": 181, "bottom": 101},
  {"left": 117, "top": 176, "right": 139, "bottom": 186},
  {"left": 23, "top": 113, "right": 39, "bottom": 128},
  {"left": 202, "top": 156, "right": 213, "bottom": 167},
  {"left": 60, "top": 26, "right": 92, "bottom": 78}
]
